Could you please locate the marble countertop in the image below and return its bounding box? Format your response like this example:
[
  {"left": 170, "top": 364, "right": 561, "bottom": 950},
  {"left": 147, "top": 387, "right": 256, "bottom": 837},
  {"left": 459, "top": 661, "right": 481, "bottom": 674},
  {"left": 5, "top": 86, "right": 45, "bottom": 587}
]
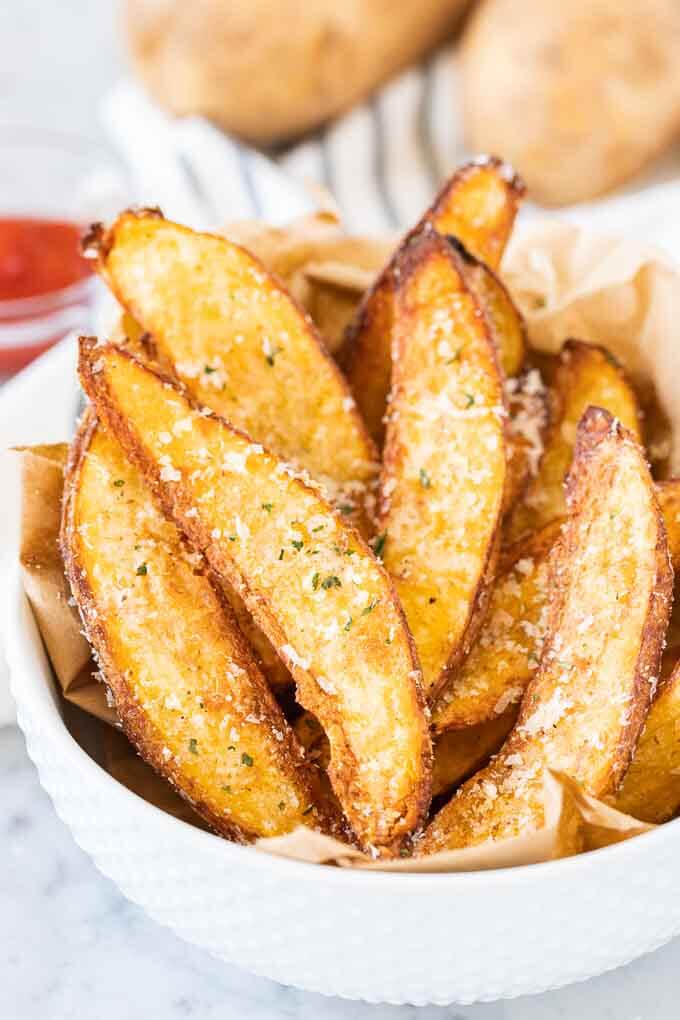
[{"left": 3, "top": 2, "right": 680, "bottom": 1016}]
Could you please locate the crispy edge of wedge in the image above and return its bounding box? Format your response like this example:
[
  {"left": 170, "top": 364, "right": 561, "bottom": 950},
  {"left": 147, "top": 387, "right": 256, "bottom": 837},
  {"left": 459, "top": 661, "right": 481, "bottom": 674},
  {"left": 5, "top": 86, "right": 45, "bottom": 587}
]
[
  {"left": 340, "top": 157, "right": 524, "bottom": 445},
  {"left": 78, "top": 339, "right": 432, "bottom": 853},
  {"left": 84, "top": 210, "right": 378, "bottom": 503},
  {"left": 432, "top": 520, "right": 562, "bottom": 733},
  {"left": 60, "top": 411, "right": 331, "bottom": 841},
  {"left": 420, "top": 408, "right": 673, "bottom": 853},
  {"left": 614, "top": 660, "right": 680, "bottom": 823},
  {"left": 506, "top": 340, "right": 643, "bottom": 543},
  {"left": 378, "top": 231, "right": 507, "bottom": 699},
  {"left": 657, "top": 478, "right": 680, "bottom": 573}
]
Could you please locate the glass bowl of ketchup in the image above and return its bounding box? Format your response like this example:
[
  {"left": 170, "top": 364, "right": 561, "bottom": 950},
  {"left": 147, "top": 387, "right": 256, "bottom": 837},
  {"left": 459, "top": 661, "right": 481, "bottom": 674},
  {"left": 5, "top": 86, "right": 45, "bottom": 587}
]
[{"left": 0, "top": 127, "right": 130, "bottom": 377}]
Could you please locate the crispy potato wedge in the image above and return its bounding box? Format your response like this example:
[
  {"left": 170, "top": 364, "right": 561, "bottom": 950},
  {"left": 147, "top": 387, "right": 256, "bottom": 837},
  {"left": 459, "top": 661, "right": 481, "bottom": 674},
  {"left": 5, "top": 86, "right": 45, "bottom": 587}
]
[
  {"left": 506, "top": 340, "right": 642, "bottom": 542},
  {"left": 432, "top": 521, "right": 561, "bottom": 732},
  {"left": 378, "top": 232, "right": 507, "bottom": 698},
  {"left": 61, "top": 413, "right": 334, "bottom": 841},
  {"left": 432, "top": 709, "right": 518, "bottom": 799},
  {"left": 341, "top": 157, "right": 524, "bottom": 445},
  {"left": 420, "top": 408, "right": 672, "bottom": 853},
  {"left": 657, "top": 479, "right": 680, "bottom": 573},
  {"left": 294, "top": 705, "right": 518, "bottom": 801},
  {"left": 614, "top": 659, "right": 680, "bottom": 823},
  {"left": 84, "top": 210, "right": 378, "bottom": 522},
  {"left": 79, "top": 339, "right": 432, "bottom": 852},
  {"left": 434, "top": 482, "right": 680, "bottom": 733}
]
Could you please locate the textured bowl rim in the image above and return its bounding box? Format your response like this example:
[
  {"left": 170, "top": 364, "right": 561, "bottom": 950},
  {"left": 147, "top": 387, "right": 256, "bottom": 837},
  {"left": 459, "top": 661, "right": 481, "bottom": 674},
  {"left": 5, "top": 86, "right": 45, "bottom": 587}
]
[{"left": 7, "top": 561, "right": 680, "bottom": 888}]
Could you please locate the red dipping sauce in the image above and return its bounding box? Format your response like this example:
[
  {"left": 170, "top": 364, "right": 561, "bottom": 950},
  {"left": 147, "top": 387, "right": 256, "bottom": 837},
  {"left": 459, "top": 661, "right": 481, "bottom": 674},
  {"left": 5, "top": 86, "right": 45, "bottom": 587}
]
[{"left": 0, "top": 216, "right": 96, "bottom": 375}]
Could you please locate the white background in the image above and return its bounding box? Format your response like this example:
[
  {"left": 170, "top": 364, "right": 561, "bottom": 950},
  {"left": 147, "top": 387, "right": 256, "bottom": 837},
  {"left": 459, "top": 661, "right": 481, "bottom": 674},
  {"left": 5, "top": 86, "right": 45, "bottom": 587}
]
[{"left": 1, "top": 2, "right": 679, "bottom": 1017}]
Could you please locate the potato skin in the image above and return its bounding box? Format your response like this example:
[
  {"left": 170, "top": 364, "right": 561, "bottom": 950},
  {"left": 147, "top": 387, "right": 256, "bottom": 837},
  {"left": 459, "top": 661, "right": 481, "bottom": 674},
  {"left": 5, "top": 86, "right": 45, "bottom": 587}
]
[
  {"left": 460, "top": 0, "right": 680, "bottom": 205},
  {"left": 125, "top": 0, "right": 468, "bottom": 145}
]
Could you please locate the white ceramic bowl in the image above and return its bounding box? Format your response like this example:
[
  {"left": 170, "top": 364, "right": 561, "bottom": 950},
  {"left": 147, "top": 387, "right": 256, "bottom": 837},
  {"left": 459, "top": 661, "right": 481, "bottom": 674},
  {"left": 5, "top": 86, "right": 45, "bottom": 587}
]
[{"left": 5, "top": 544, "right": 680, "bottom": 1005}]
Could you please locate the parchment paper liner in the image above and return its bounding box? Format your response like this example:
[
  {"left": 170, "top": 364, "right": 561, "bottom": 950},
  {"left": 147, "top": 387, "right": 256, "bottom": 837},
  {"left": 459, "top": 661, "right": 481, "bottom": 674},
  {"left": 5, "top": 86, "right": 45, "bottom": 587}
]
[{"left": 17, "top": 212, "right": 680, "bottom": 869}]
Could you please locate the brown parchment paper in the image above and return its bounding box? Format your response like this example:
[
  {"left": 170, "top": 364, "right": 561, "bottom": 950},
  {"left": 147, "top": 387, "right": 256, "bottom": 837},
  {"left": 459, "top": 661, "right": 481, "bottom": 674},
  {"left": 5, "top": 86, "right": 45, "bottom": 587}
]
[{"left": 17, "top": 213, "right": 680, "bottom": 868}]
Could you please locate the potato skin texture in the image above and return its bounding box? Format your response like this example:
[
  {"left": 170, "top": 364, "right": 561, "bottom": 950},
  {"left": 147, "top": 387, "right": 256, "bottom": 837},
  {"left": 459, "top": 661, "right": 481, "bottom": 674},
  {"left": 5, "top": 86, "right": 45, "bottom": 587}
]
[
  {"left": 78, "top": 340, "right": 432, "bottom": 854},
  {"left": 341, "top": 158, "right": 524, "bottom": 446},
  {"left": 61, "top": 414, "right": 332, "bottom": 841},
  {"left": 421, "top": 409, "right": 672, "bottom": 854},
  {"left": 125, "top": 0, "right": 468, "bottom": 145},
  {"left": 460, "top": 0, "right": 680, "bottom": 206}
]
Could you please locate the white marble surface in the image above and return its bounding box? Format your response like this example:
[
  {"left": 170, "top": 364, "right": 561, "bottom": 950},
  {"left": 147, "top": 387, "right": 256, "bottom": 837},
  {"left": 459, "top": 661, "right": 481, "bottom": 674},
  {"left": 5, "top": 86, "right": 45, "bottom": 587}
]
[{"left": 3, "top": 2, "right": 680, "bottom": 1017}]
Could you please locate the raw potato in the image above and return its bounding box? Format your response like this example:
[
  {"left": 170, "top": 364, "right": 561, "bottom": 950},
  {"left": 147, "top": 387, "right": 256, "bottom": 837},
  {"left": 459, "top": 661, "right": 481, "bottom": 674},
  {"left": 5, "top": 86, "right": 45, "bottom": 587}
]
[
  {"left": 125, "top": 0, "right": 468, "bottom": 145},
  {"left": 615, "top": 660, "right": 680, "bottom": 823},
  {"left": 432, "top": 522, "right": 561, "bottom": 732},
  {"left": 420, "top": 409, "right": 672, "bottom": 853},
  {"left": 61, "top": 414, "right": 334, "bottom": 841},
  {"left": 85, "top": 211, "right": 378, "bottom": 527},
  {"left": 79, "top": 340, "right": 432, "bottom": 853},
  {"left": 378, "top": 232, "right": 507, "bottom": 698},
  {"left": 460, "top": 0, "right": 680, "bottom": 206},
  {"left": 342, "top": 158, "right": 524, "bottom": 444},
  {"left": 506, "top": 341, "right": 642, "bottom": 543}
]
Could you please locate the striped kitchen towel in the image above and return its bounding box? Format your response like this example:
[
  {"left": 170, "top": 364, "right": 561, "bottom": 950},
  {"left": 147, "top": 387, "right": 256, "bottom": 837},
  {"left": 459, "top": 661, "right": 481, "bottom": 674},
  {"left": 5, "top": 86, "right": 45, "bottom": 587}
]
[{"left": 101, "top": 57, "right": 680, "bottom": 260}]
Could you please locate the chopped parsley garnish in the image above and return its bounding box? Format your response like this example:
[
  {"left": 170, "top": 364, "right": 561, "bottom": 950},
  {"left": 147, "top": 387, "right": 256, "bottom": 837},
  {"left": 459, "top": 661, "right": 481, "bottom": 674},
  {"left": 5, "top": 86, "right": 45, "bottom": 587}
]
[
  {"left": 241, "top": 752, "right": 254, "bottom": 767},
  {"left": 361, "top": 600, "right": 378, "bottom": 616},
  {"left": 464, "top": 392, "right": 475, "bottom": 408},
  {"left": 338, "top": 504, "right": 354, "bottom": 516},
  {"left": 428, "top": 596, "right": 437, "bottom": 604},
  {"left": 278, "top": 548, "right": 285, "bottom": 560},
  {"left": 278, "top": 801, "right": 286, "bottom": 811},
  {"left": 136, "top": 562, "right": 148, "bottom": 576},
  {"left": 204, "top": 365, "right": 217, "bottom": 374},
  {"left": 321, "top": 575, "right": 342, "bottom": 590},
  {"left": 291, "top": 539, "right": 304, "bottom": 551},
  {"left": 113, "top": 479, "right": 125, "bottom": 488},
  {"left": 419, "top": 468, "right": 432, "bottom": 489},
  {"left": 228, "top": 535, "right": 237, "bottom": 542},
  {"left": 311, "top": 524, "right": 324, "bottom": 532},
  {"left": 262, "top": 502, "right": 273, "bottom": 512},
  {"left": 265, "top": 346, "right": 281, "bottom": 367},
  {"left": 188, "top": 738, "right": 199, "bottom": 754},
  {"left": 311, "top": 572, "right": 320, "bottom": 591},
  {"left": 227, "top": 745, "right": 236, "bottom": 751},
  {"left": 344, "top": 616, "right": 353, "bottom": 632},
  {"left": 372, "top": 532, "right": 387, "bottom": 558},
  {"left": 222, "top": 785, "right": 232, "bottom": 794}
]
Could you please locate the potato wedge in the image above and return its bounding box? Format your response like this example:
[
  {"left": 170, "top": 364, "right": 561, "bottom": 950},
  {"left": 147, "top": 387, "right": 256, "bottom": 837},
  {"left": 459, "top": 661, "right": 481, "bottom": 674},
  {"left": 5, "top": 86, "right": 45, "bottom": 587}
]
[
  {"left": 657, "top": 479, "right": 680, "bottom": 573},
  {"left": 341, "top": 157, "right": 524, "bottom": 445},
  {"left": 432, "top": 521, "right": 561, "bottom": 732},
  {"left": 61, "top": 413, "right": 334, "bottom": 841},
  {"left": 432, "top": 709, "right": 518, "bottom": 799},
  {"left": 506, "top": 340, "right": 642, "bottom": 542},
  {"left": 84, "top": 210, "right": 378, "bottom": 523},
  {"left": 378, "top": 232, "right": 507, "bottom": 698},
  {"left": 614, "top": 659, "right": 680, "bottom": 823},
  {"left": 78, "top": 339, "right": 432, "bottom": 853},
  {"left": 294, "top": 705, "right": 518, "bottom": 801},
  {"left": 434, "top": 482, "right": 680, "bottom": 733},
  {"left": 420, "top": 408, "right": 672, "bottom": 853}
]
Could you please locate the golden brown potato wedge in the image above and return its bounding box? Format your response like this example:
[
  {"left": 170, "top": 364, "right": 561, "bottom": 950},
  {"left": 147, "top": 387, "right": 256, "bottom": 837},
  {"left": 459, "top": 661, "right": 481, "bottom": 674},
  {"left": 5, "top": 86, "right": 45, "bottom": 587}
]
[
  {"left": 657, "top": 479, "right": 680, "bottom": 573},
  {"left": 341, "top": 157, "right": 524, "bottom": 445},
  {"left": 432, "top": 709, "right": 518, "bottom": 799},
  {"left": 432, "top": 521, "right": 561, "bottom": 732},
  {"left": 420, "top": 408, "right": 672, "bottom": 853},
  {"left": 614, "top": 659, "right": 680, "bottom": 823},
  {"left": 378, "top": 232, "right": 507, "bottom": 699},
  {"left": 61, "top": 414, "right": 334, "bottom": 841},
  {"left": 434, "top": 482, "right": 680, "bottom": 734},
  {"left": 506, "top": 340, "right": 642, "bottom": 543},
  {"left": 84, "top": 210, "right": 378, "bottom": 523},
  {"left": 78, "top": 339, "right": 432, "bottom": 853}
]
